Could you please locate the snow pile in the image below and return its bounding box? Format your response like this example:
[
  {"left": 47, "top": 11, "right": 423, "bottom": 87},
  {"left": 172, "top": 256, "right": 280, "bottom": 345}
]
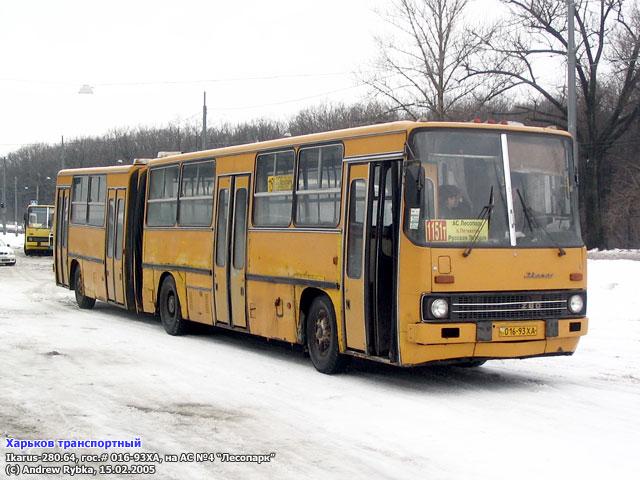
[
  {"left": 588, "top": 248, "right": 640, "bottom": 260},
  {"left": 0, "top": 232, "right": 23, "bottom": 249}
]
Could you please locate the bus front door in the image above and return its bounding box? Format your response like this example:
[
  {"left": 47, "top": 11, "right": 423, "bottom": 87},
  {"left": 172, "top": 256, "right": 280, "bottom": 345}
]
[
  {"left": 343, "top": 161, "right": 400, "bottom": 359},
  {"left": 55, "top": 188, "right": 70, "bottom": 287},
  {"left": 106, "top": 189, "right": 126, "bottom": 305},
  {"left": 343, "top": 164, "right": 368, "bottom": 351},
  {"left": 213, "top": 175, "right": 249, "bottom": 328}
]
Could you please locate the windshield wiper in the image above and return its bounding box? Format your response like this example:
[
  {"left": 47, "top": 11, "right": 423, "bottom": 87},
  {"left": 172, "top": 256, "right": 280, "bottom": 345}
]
[
  {"left": 463, "top": 187, "right": 494, "bottom": 258},
  {"left": 516, "top": 189, "right": 566, "bottom": 257}
]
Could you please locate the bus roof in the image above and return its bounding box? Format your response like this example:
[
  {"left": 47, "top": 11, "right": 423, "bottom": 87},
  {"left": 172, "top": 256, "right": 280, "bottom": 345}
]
[
  {"left": 148, "top": 120, "right": 571, "bottom": 167},
  {"left": 57, "top": 163, "right": 145, "bottom": 178}
]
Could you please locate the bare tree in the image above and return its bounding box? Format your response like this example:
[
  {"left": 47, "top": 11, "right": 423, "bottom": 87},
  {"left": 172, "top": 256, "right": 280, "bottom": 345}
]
[
  {"left": 467, "top": 0, "right": 640, "bottom": 248},
  {"left": 369, "top": 0, "right": 496, "bottom": 120}
]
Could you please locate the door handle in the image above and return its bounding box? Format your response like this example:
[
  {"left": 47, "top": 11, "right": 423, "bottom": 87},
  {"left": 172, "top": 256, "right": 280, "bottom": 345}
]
[
  {"left": 215, "top": 283, "right": 218, "bottom": 291},
  {"left": 346, "top": 299, "right": 351, "bottom": 310}
]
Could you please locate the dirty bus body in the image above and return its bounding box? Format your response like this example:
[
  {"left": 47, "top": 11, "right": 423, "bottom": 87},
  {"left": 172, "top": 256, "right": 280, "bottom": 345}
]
[
  {"left": 54, "top": 164, "right": 145, "bottom": 310},
  {"left": 53, "top": 121, "right": 587, "bottom": 373}
]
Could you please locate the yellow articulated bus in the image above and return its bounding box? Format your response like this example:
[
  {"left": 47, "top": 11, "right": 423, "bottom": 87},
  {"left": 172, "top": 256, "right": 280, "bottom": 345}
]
[
  {"left": 54, "top": 121, "right": 588, "bottom": 373},
  {"left": 24, "top": 204, "right": 55, "bottom": 255}
]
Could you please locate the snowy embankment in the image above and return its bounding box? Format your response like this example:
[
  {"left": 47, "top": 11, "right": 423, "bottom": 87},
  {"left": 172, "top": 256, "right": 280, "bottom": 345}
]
[
  {"left": 588, "top": 248, "right": 640, "bottom": 260},
  {"left": 0, "top": 251, "right": 638, "bottom": 480},
  {"left": 0, "top": 232, "right": 24, "bottom": 249}
]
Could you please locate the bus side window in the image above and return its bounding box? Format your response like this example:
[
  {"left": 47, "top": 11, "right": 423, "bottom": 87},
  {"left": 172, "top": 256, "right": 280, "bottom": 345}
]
[
  {"left": 147, "top": 166, "right": 179, "bottom": 227},
  {"left": 253, "top": 151, "right": 294, "bottom": 227},
  {"left": 403, "top": 163, "right": 434, "bottom": 243},
  {"left": 295, "top": 144, "right": 343, "bottom": 227}
]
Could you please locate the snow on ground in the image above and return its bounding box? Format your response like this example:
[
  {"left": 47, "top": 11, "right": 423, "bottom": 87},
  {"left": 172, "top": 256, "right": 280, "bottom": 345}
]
[
  {"left": 0, "top": 232, "right": 24, "bottom": 249},
  {"left": 0, "top": 248, "right": 639, "bottom": 479},
  {"left": 588, "top": 248, "right": 640, "bottom": 260}
]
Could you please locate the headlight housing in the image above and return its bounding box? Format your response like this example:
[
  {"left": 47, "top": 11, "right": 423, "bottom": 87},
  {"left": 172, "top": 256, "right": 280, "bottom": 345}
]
[
  {"left": 430, "top": 298, "right": 449, "bottom": 319},
  {"left": 567, "top": 294, "right": 584, "bottom": 314}
]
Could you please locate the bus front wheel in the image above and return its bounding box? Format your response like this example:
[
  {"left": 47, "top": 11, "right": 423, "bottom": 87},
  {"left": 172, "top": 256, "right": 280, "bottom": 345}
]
[
  {"left": 159, "top": 276, "right": 186, "bottom": 336},
  {"left": 306, "top": 296, "right": 347, "bottom": 374},
  {"left": 74, "top": 267, "right": 96, "bottom": 310}
]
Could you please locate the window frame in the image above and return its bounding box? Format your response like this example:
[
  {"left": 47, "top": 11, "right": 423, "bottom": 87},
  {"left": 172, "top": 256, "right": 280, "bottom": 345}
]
[
  {"left": 178, "top": 159, "right": 216, "bottom": 228},
  {"left": 252, "top": 148, "right": 296, "bottom": 228},
  {"left": 70, "top": 174, "right": 106, "bottom": 226},
  {"left": 293, "top": 143, "right": 344, "bottom": 228},
  {"left": 87, "top": 175, "right": 106, "bottom": 227},
  {"left": 146, "top": 164, "right": 181, "bottom": 228}
]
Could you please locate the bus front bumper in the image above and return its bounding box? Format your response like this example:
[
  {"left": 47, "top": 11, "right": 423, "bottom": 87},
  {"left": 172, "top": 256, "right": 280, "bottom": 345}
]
[{"left": 402, "top": 317, "right": 588, "bottom": 365}]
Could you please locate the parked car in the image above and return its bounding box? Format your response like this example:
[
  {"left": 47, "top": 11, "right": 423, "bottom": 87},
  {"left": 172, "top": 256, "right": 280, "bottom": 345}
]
[{"left": 0, "top": 239, "right": 16, "bottom": 266}]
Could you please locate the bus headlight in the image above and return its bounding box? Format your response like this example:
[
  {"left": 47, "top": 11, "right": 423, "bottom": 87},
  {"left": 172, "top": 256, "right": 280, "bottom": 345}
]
[
  {"left": 430, "top": 299, "right": 449, "bottom": 319},
  {"left": 568, "top": 294, "right": 584, "bottom": 314}
]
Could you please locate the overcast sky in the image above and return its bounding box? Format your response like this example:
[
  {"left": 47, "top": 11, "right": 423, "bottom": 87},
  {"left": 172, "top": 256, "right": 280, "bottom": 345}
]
[{"left": 0, "top": 0, "right": 507, "bottom": 156}]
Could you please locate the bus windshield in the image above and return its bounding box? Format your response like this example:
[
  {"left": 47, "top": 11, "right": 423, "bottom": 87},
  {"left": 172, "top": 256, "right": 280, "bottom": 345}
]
[
  {"left": 404, "top": 130, "right": 582, "bottom": 248},
  {"left": 27, "top": 206, "right": 53, "bottom": 229}
]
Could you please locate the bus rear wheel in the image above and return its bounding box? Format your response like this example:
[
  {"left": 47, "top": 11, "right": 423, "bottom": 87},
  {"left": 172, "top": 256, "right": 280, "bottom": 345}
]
[
  {"left": 74, "top": 267, "right": 95, "bottom": 309},
  {"left": 306, "top": 296, "right": 347, "bottom": 374},
  {"left": 456, "top": 360, "right": 487, "bottom": 368},
  {"left": 159, "top": 276, "right": 186, "bottom": 336}
]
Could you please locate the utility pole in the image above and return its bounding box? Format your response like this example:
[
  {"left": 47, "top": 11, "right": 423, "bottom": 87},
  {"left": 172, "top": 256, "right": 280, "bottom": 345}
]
[
  {"left": 2, "top": 158, "right": 6, "bottom": 236},
  {"left": 61, "top": 135, "right": 65, "bottom": 170},
  {"left": 202, "top": 91, "right": 207, "bottom": 150},
  {"left": 567, "top": 0, "right": 578, "bottom": 179},
  {"left": 14, "top": 176, "right": 18, "bottom": 236}
]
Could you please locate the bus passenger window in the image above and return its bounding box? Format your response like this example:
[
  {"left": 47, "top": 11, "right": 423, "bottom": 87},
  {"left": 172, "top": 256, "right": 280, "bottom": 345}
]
[
  {"left": 87, "top": 175, "right": 106, "bottom": 226},
  {"left": 71, "top": 176, "right": 89, "bottom": 224},
  {"left": 295, "top": 144, "right": 343, "bottom": 227},
  {"left": 253, "top": 151, "right": 294, "bottom": 226},
  {"left": 179, "top": 160, "right": 215, "bottom": 226},
  {"left": 147, "top": 166, "right": 179, "bottom": 227}
]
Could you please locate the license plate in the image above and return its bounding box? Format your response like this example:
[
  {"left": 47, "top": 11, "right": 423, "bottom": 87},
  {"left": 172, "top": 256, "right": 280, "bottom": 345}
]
[{"left": 498, "top": 326, "right": 538, "bottom": 337}]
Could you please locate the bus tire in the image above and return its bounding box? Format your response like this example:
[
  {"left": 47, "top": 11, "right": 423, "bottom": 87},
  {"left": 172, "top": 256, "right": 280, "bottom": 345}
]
[
  {"left": 159, "top": 276, "right": 186, "bottom": 336},
  {"left": 306, "top": 296, "right": 347, "bottom": 374},
  {"left": 456, "top": 360, "right": 486, "bottom": 368},
  {"left": 74, "top": 267, "right": 96, "bottom": 310}
]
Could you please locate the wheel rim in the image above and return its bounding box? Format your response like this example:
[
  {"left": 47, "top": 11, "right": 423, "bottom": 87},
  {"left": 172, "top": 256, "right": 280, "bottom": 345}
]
[
  {"left": 167, "top": 292, "right": 176, "bottom": 317},
  {"left": 314, "top": 307, "right": 331, "bottom": 355}
]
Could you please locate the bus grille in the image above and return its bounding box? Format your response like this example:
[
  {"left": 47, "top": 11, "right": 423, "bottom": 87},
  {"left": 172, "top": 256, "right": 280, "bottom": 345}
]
[
  {"left": 27, "top": 236, "right": 50, "bottom": 242},
  {"left": 450, "top": 292, "right": 569, "bottom": 320}
]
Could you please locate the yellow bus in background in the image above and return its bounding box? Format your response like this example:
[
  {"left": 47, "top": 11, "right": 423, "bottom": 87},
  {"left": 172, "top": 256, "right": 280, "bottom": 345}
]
[
  {"left": 54, "top": 121, "right": 588, "bottom": 373},
  {"left": 24, "top": 204, "right": 55, "bottom": 255}
]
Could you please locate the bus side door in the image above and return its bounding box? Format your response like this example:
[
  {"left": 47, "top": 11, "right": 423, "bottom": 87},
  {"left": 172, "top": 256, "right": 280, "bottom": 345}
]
[
  {"left": 213, "top": 175, "right": 249, "bottom": 328},
  {"left": 106, "top": 188, "right": 126, "bottom": 305},
  {"left": 343, "top": 161, "right": 400, "bottom": 359},
  {"left": 214, "top": 177, "right": 232, "bottom": 325},
  {"left": 343, "top": 164, "right": 368, "bottom": 351},
  {"left": 55, "top": 188, "right": 70, "bottom": 286}
]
